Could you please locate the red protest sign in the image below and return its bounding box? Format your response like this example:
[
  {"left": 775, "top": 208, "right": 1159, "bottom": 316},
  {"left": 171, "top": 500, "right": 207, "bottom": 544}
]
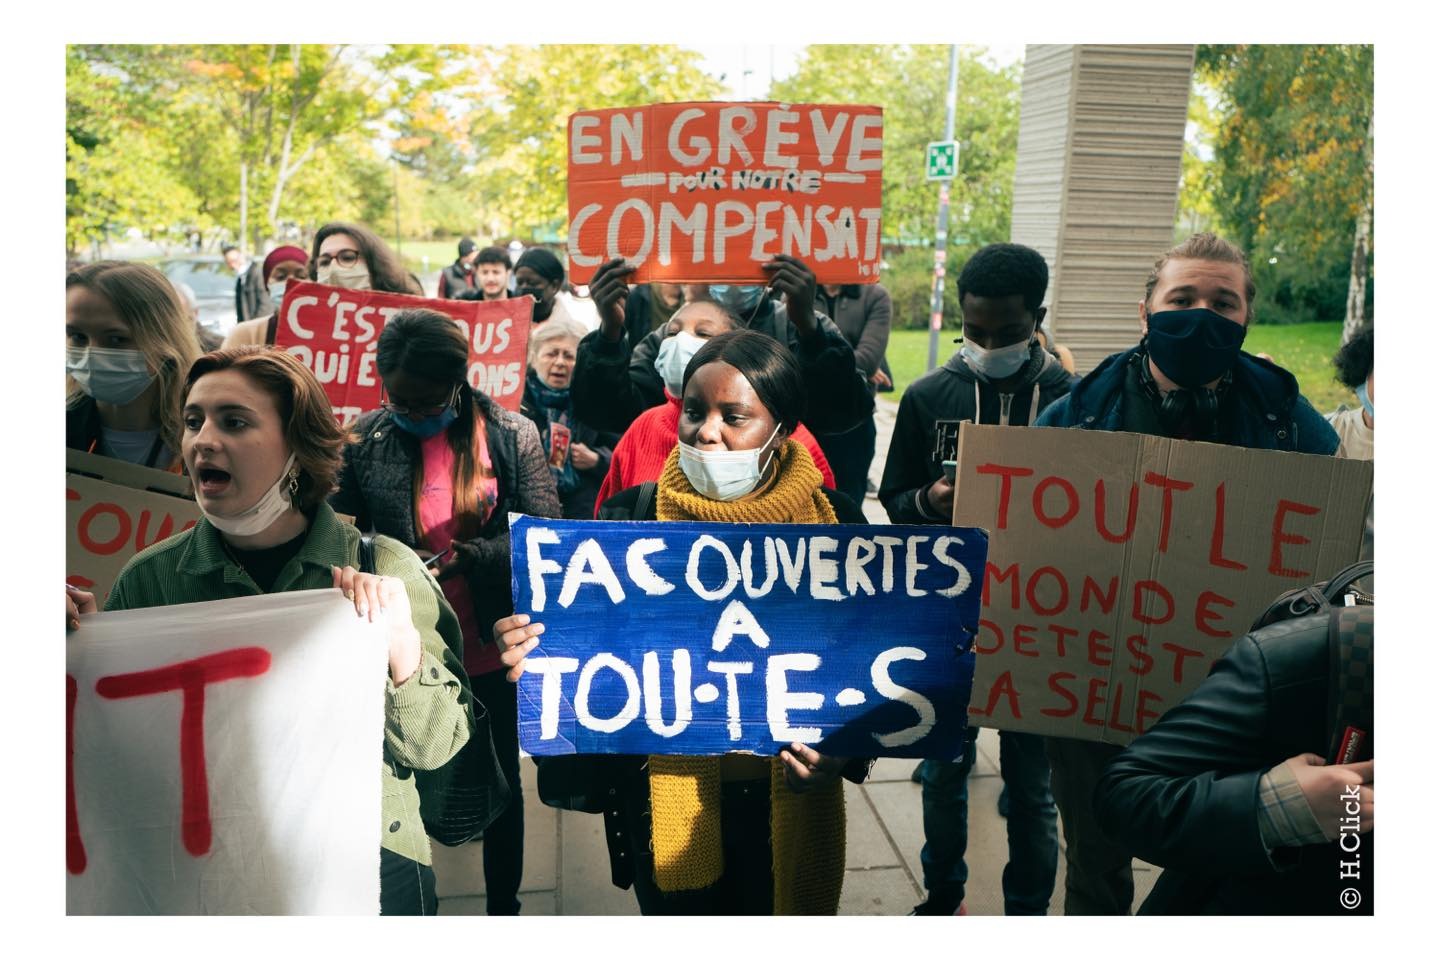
[
  {"left": 567, "top": 101, "right": 884, "bottom": 285},
  {"left": 952, "top": 424, "right": 1373, "bottom": 746},
  {"left": 272, "top": 281, "right": 533, "bottom": 422}
]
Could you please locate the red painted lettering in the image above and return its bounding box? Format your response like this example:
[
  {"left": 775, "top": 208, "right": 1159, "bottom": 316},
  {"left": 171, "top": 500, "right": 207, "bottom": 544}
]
[
  {"left": 1013, "top": 623, "right": 1039, "bottom": 658},
  {"left": 1046, "top": 624, "right": 1078, "bottom": 659},
  {"left": 1131, "top": 580, "right": 1175, "bottom": 626},
  {"left": 1208, "top": 482, "right": 1247, "bottom": 571},
  {"left": 77, "top": 501, "right": 131, "bottom": 556},
  {"left": 1159, "top": 642, "right": 1206, "bottom": 685},
  {"left": 1094, "top": 479, "right": 1140, "bottom": 544},
  {"left": 1082, "top": 678, "right": 1107, "bottom": 727},
  {"left": 974, "top": 463, "right": 1035, "bottom": 530},
  {"left": 1142, "top": 471, "right": 1195, "bottom": 553},
  {"left": 1125, "top": 634, "right": 1154, "bottom": 676},
  {"left": 67, "top": 674, "right": 86, "bottom": 875},
  {"left": 1135, "top": 690, "right": 1165, "bottom": 734},
  {"left": 982, "top": 562, "right": 1021, "bottom": 610},
  {"left": 95, "top": 647, "right": 272, "bottom": 857},
  {"left": 1040, "top": 672, "right": 1079, "bottom": 718},
  {"left": 1033, "top": 475, "right": 1080, "bottom": 529},
  {"left": 1025, "top": 566, "right": 1069, "bottom": 616},
  {"left": 1107, "top": 680, "right": 1136, "bottom": 734},
  {"left": 969, "top": 670, "right": 1022, "bottom": 720},
  {"left": 975, "top": 619, "right": 1004, "bottom": 655},
  {"left": 1269, "top": 499, "right": 1321, "bottom": 579},
  {"left": 1195, "top": 590, "right": 1236, "bottom": 638},
  {"left": 1080, "top": 575, "right": 1119, "bottom": 615},
  {"left": 1086, "top": 629, "right": 1113, "bottom": 668}
]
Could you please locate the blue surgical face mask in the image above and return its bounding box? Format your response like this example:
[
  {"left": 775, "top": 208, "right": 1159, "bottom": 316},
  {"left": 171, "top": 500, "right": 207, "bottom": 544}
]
[
  {"left": 653, "top": 331, "right": 706, "bottom": 398},
  {"left": 678, "top": 421, "right": 782, "bottom": 502},
  {"left": 66, "top": 347, "right": 156, "bottom": 405},
  {"left": 1357, "top": 381, "right": 1373, "bottom": 420},
  {"left": 392, "top": 406, "right": 458, "bottom": 439},
  {"left": 961, "top": 337, "right": 1032, "bottom": 381},
  {"left": 708, "top": 284, "right": 765, "bottom": 317}
]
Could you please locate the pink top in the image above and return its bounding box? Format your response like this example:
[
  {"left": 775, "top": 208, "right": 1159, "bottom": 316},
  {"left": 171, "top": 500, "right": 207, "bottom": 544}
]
[{"left": 418, "top": 429, "right": 502, "bottom": 675}]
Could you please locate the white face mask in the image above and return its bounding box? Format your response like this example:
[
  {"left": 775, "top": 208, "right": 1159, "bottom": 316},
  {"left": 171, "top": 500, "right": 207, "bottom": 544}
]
[
  {"left": 66, "top": 347, "right": 156, "bottom": 405},
  {"left": 961, "top": 337, "right": 1032, "bottom": 381},
  {"left": 653, "top": 331, "right": 706, "bottom": 398},
  {"left": 678, "top": 422, "right": 782, "bottom": 502},
  {"left": 317, "top": 261, "right": 371, "bottom": 290},
  {"left": 268, "top": 280, "right": 289, "bottom": 303},
  {"left": 198, "top": 453, "right": 299, "bottom": 537}
]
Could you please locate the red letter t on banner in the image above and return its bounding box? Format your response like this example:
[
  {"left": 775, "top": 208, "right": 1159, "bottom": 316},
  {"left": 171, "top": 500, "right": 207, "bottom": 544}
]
[{"left": 95, "top": 648, "right": 271, "bottom": 857}]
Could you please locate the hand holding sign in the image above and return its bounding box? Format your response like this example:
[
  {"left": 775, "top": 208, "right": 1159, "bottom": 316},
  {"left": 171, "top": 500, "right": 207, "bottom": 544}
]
[
  {"left": 589, "top": 257, "right": 637, "bottom": 343},
  {"left": 779, "top": 741, "right": 848, "bottom": 794},
  {"left": 762, "top": 254, "right": 819, "bottom": 338},
  {"left": 331, "top": 564, "right": 421, "bottom": 684},
  {"left": 495, "top": 612, "right": 546, "bottom": 683},
  {"left": 65, "top": 583, "right": 98, "bottom": 631}
]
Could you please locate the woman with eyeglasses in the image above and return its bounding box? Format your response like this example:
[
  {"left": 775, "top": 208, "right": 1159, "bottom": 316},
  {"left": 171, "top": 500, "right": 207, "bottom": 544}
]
[
  {"left": 310, "top": 222, "right": 423, "bottom": 296},
  {"left": 67, "top": 261, "right": 204, "bottom": 472},
  {"left": 329, "top": 308, "right": 561, "bottom": 916}
]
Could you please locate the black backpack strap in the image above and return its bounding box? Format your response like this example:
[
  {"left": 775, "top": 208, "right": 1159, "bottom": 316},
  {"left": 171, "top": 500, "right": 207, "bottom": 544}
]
[
  {"left": 1322, "top": 560, "right": 1375, "bottom": 606},
  {"left": 356, "top": 533, "right": 377, "bottom": 575},
  {"left": 633, "top": 481, "right": 657, "bottom": 521}
]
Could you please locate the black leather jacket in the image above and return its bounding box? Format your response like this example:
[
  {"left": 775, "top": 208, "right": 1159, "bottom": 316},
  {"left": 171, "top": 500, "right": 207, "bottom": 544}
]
[{"left": 1096, "top": 610, "right": 1374, "bottom": 914}]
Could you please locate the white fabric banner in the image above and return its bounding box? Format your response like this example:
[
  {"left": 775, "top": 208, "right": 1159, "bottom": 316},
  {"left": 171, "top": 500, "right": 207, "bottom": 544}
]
[{"left": 66, "top": 590, "right": 389, "bottom": 915}]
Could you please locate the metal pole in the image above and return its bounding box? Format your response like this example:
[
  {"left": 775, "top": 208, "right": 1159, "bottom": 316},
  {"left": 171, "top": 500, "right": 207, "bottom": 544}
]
[{"left": 927, "top": 44, "right": 961, "bottom": 372}]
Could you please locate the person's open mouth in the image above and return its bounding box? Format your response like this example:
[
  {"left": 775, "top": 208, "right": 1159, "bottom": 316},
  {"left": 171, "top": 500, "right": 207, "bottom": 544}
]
[{"left": 196, "top": 467, "right": 232, "bottom": 495}]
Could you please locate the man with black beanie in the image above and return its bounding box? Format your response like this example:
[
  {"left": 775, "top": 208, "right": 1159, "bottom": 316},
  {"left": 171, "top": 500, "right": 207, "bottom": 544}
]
[{"left": 438, "top": 237, "right": 479, "bottom": 298}]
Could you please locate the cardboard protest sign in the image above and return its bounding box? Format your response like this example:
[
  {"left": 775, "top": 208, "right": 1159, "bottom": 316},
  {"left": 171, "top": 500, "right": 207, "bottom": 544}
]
[
  {"left": 272, "top": 280, "right": 532, "bottom": 422},
  {"left": 567, "top": 101, "right": 884, "bottom": 285},
  {"left": 67, "top": 591, "right": 389, "bottom": 915},
  {"left": 66, "top": 449, "right": 201, "bottom": 605},
  {"left": 509, "top": 514, "right": 985, "bottom": 759},
  {"left": 952, "top": 424, "right": 1373, "bottom": 745}
]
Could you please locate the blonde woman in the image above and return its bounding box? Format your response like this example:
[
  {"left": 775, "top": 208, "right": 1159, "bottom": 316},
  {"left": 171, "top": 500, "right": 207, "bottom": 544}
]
[{"left": 66, "top": 261, "right": 203, "bottom": 472}]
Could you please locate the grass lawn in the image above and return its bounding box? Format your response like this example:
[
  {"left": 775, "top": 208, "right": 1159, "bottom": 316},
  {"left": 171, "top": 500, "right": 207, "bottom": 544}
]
[
  {"left": 397, "top": 240, "right": 463, "bottom": 276},
  {"left": 885, "top": 322, "right": 1352, "bottom": 415}
]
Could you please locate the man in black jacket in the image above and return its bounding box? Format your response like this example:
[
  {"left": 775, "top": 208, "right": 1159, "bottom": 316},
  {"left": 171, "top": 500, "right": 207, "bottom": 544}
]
[
  {"left": 574, "top": 255, "right": 873, "bottom": 440},
  {"left": 1095, "top": 607, "right": 1374, "bottom": 914},
  {"left": 225, "top": 245, "right": 272, "bottom": 324},
  {"left": 438, "top": 237, "right": 479, "bottom": 299},
  {"left": 880, "top": 243, "right": 1071, "bottom": 915}
]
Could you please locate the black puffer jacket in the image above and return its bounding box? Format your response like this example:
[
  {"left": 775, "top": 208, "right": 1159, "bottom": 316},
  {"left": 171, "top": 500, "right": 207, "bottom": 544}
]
[
  {"left": 519, "top": 393, "right": 620, "bottom": 521},
  {"left": 571, "top": 301, "right": 873, "bottom": 436},
  {"left": 1096, "top": 609, "right": 1374, "bottom": 915},
  {"left": 879, "top": 341, "right": 1074, "bottom": 525},
  {"left": 329, "top": 392, "right": 562, "bottom": 637}
]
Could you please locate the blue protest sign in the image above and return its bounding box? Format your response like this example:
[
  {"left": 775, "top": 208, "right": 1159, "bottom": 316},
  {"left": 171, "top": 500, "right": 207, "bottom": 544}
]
[{"left": 509, "top": 514, "right": 986, "bottom": 760}]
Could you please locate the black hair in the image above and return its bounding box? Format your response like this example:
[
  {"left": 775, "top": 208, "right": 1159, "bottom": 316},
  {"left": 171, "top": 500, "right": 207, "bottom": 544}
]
[
  {"left": 681, "top": 329, "right": 805, "bottom": 433},
  {"left": 1332, "top": 325, "right": 1374, "bottom": 390},
  {"left": 476, "top": 245, "right": 512, "bottom": 269},
  {"left": 311, "top": 221, "right": 421, "bottom": 295},
  {"left": 222, "top": 245, "right": 239, "bottom": 256},
  {"left": 514, "top": 247, "right": 565, "bottom": 284},
  {"left": 956, "top": 243, "right": 1050, "bottom": 313},
  {"left": 376, "top": 308, "right": 469, "bottom": 385}
]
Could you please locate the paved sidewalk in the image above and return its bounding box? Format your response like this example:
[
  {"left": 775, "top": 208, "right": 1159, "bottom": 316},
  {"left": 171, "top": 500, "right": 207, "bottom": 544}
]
[{"left": 434, "top": 399, "right": 1159, "bottom": 915}]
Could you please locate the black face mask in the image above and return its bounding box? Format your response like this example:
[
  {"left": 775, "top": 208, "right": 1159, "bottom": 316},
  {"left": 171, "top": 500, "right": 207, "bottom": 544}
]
[
  {"left": 1144, "top": 307, "right": 1246, "bottom": 388},
  {"left": 516, "top": 286, "right": 553, "bottom": 321}
]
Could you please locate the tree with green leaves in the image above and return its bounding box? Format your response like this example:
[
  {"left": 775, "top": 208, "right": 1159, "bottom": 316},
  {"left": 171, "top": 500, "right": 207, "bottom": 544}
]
[{"left": 1194, "top": 44, "right": 1373, "bottom": 336}]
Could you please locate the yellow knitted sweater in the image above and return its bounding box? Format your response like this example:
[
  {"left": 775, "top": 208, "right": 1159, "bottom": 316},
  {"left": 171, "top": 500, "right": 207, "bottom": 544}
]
[{"left": 648, "top": 439, "right": 846, "bottom": 915}]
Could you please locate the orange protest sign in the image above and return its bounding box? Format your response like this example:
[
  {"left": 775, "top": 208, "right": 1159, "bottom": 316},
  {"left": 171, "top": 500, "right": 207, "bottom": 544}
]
[
  {"left": 272, "top": 281, "right": 533, "bottom": 423},
  {"left": 567, "top": 102, "right": 884, "bottom": 285}
]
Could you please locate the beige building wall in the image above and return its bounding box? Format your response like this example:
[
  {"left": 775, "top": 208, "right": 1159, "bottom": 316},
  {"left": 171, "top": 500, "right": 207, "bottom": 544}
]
[{"left": 1010, "top": 44, "right": 1195, "bottom": 373}]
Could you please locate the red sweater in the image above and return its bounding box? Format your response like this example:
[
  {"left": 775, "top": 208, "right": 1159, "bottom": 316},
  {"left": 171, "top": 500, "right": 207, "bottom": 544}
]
[{"left": 595, "top": 394, "right": 836, "bottom": 515}]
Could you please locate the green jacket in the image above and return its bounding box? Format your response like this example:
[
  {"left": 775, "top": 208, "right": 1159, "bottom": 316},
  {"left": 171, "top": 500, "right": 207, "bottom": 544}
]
[{"left": 104, "top": 503, "right": 474, "bottom": 865}]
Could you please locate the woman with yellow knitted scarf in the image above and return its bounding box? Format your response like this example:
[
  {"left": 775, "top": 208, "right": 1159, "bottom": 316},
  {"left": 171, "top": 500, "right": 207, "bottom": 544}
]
[{"left": 496, "top": 330, "right": 871, "bottom": 914}]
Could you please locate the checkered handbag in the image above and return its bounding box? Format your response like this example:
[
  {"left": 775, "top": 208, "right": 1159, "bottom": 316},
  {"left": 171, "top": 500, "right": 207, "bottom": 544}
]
[{"left": 1326, "top": 605, "right": 1374, "bottom": 764}]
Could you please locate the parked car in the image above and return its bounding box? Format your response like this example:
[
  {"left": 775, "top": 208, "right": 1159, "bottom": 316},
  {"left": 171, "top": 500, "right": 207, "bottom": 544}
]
[{"left": 157, "top": 257, "right": 236, "bottom": 337}]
